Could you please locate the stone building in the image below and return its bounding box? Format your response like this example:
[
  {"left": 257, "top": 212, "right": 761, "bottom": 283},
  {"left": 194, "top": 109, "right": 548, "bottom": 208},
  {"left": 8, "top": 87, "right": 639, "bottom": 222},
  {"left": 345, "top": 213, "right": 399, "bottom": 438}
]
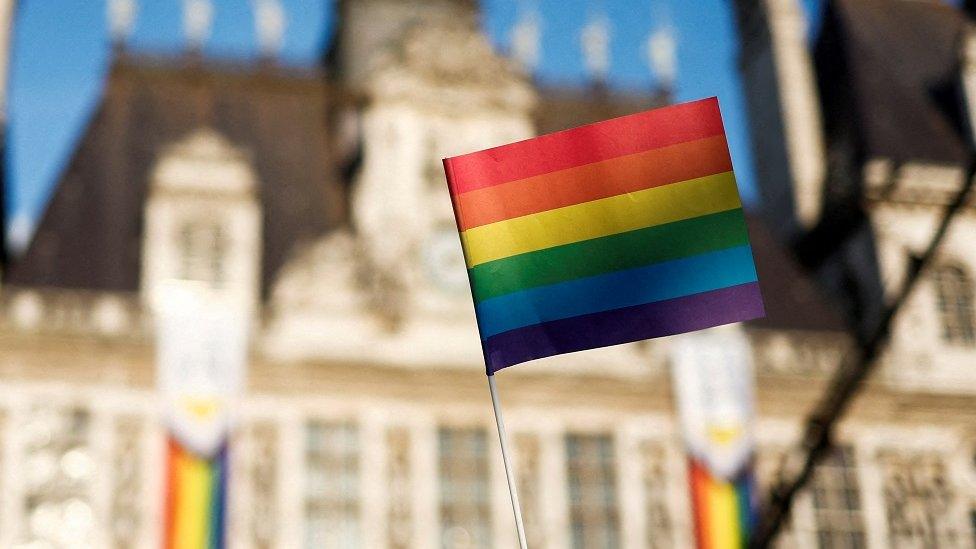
[
  {"left": 0, "top": 0, "right": 972, "bottom": 548},
  {"left": 735, "top": 0, "right": 976, "bottom": 545}
]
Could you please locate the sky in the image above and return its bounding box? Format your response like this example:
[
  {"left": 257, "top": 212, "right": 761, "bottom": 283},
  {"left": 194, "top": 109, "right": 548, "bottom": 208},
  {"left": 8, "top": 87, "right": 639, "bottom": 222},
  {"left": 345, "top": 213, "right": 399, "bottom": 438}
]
[{"left": 5, "top": 0, "right": 827, "bottom": 252}]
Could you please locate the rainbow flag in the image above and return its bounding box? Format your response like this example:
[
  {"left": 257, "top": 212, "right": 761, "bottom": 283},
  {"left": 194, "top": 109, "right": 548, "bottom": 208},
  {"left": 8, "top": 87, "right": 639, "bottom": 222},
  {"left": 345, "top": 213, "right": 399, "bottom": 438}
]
[
  {"left": 444, "top": 97, "right": 765, "bottom": 373},
  {"left": 689, "top": 458, "right": 756, "bottom": 549},
  {"left": 163, "top": 437, "right": 228, "bottom": 549}
]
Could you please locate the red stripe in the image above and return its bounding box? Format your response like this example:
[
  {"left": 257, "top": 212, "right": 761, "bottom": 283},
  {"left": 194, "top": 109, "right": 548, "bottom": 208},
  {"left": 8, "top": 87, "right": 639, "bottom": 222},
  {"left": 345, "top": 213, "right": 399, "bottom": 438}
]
[
  {"left": 455, "top": 135, "right": 732, "bottom": 230},
  {"left": 445, "top": 97, "right": 725, "bottom": 195},
  {"left": 690, "top": 459, "right": 713, "bottom": 549},
  {"left": 163, "top": 437, "right": 179, "bottom": 549}
]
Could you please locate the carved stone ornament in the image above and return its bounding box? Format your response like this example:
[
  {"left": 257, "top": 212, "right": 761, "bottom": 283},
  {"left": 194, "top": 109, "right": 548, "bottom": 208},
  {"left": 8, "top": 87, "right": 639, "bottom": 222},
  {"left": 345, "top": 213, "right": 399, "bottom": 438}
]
[
  {"left": 150, "top": 128, "right": 256, "bottom": 196},
  {"left": 365, "top": 20, "right": 535, "bottom": 113},
  {"left": 879, "top": 451, "right": 962, "bottom": 547},
  {"left": 268, "top": 230, "right": 367, "bottom": 313}
]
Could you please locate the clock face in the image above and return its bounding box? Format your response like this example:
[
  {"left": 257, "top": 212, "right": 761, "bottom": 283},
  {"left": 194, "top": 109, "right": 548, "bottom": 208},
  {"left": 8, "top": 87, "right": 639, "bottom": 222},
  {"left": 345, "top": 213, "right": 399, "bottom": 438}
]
[{"left": 422, "top": 226, "right": 469, "bottom": 295}]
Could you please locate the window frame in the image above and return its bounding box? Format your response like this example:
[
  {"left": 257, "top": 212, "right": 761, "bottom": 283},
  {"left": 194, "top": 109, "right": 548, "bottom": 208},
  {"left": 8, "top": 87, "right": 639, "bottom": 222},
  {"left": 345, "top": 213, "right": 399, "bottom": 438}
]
[{"left": 932, "top": 263, "right": 976, "bottom": 347}]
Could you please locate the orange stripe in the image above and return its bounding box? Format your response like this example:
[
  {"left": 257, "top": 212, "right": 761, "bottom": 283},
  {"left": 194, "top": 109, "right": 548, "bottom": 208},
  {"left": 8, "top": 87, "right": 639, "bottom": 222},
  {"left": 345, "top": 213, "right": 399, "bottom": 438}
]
[
  {"left": 455, "top": 134, "right": 732, "bottom": 230},
  {"left": 691, "top": 460, "right": 713, "bottom": 549},
  {"left": 163, "top": 438, "right": 179, "bottom": 549}
]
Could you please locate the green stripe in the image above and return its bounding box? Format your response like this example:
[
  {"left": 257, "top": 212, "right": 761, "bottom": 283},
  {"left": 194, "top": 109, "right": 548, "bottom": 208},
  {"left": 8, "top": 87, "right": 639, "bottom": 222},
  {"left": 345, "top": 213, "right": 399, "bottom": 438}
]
[{"left": 469, "top": 208, "right": 750, "bottom": 303}]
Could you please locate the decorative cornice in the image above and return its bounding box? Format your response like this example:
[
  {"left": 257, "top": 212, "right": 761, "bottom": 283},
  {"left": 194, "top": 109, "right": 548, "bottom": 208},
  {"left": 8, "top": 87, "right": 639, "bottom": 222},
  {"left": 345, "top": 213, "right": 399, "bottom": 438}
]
[
  {"left": 0, "top": 287, "right": 147, "bottom": 340},
  {"left": 253, "top": 0, "right": 286, "bottom": 59},
  {"left": 108, "top": 0, "right": 137, "bottom": 47},
  {"left": 364, "top": 21, "right": 535, "bottom": 113},
  {"left": 863, "top": 158, "right": 975, "bottom": 207},
  {"left": 748, "top": 328, "right": 853, "bottom": 378},
  {"left": 183, "top": 0, "right": 214, "bottom": 53},
  {"left": 150, "top": 128, "right": 257, "bottom": 197}
]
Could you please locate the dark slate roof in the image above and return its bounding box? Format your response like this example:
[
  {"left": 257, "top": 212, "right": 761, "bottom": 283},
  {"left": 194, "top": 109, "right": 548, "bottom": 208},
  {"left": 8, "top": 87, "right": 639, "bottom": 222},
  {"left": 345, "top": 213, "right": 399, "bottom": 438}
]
[
  {"left": 534, "top": 86, "right": 670, "bottom": 136},
  {"left": 5, "top": 54, "right": 345, "bottom": 298},
  {"left": 4, "top": 52, "right": 844, "bottom": 337},
  {"left": 745, "top": 214, "right": 849, "bottom": 332},
  {"left": 0, "top": 137, "right": 7, "bottom": 272},
  {"left": 816, "top": 0, "right": 970, "bottom": 165}
]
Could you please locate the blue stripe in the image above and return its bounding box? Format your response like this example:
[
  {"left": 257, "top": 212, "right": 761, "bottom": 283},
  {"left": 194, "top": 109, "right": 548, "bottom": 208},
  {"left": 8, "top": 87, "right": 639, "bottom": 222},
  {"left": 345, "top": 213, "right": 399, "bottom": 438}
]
[{"left": 475, "top": 245, "right": 758, "bottom": 339}]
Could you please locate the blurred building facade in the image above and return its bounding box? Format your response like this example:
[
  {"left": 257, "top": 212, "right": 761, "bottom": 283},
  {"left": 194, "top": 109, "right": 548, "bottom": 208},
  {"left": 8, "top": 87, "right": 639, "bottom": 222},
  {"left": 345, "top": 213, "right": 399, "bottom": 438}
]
[{"left": 0, "top": 0, "right": 972, "bottom": 548}]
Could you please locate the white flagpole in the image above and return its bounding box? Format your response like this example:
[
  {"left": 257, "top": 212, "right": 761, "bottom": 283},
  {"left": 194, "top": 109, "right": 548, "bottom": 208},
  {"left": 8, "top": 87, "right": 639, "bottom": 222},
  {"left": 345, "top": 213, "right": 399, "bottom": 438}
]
[{"left": 488, "top": 374, "right": 528, "bottom": 549}]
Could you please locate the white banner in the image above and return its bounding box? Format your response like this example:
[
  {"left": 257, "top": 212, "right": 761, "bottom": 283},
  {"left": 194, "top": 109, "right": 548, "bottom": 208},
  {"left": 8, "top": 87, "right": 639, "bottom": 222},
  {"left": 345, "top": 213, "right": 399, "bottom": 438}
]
[
  {"left": 670, "top": 325, "right": 756, "bottom": 480},
  {"left": 154, "top": 281, "right": 249, "bottom": 458}
]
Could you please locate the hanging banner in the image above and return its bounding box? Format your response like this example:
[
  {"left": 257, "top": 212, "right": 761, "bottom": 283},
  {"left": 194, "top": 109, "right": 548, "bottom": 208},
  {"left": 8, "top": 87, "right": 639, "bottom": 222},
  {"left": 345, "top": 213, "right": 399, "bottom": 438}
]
[
  {"left": 671, "top": 324, "right": 756, "bottom": 479},
  {"left": 671, "top": 324, "right": 757, "bottom": 548},
  {"left": 154, "top": 281, "right": 249, "bottom": 458}
]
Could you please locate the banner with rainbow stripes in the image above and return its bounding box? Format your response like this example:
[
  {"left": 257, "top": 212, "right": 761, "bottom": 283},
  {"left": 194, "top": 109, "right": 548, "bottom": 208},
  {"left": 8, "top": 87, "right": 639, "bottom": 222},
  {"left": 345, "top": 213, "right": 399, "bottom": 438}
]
[
  {"left": 672, "top": 327, "right": 758, "bottom": 548},
  {"left": 443, "top": 97, "right": 765, "bottom": 373},
  {"left": 163, "top": 438, "right": 228, "bottom": 549},
  {"left": 153, "top": 283, "right": 248, "bottom": 549},
  {"left": 689, "top": 458, "right": 756, "bottom": 549}
]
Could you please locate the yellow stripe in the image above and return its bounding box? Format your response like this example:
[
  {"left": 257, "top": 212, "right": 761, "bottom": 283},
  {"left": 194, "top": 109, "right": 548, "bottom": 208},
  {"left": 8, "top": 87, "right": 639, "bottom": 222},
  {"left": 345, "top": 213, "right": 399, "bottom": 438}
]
[
  {"left": 174, "top": 451, "right": 212, "bottom": 549},
  {"left": 705, "top": 477, "right": 742, "bottom": 549},
  {"left": 460, "top": 171, "right": 741, "bottom": 267}
]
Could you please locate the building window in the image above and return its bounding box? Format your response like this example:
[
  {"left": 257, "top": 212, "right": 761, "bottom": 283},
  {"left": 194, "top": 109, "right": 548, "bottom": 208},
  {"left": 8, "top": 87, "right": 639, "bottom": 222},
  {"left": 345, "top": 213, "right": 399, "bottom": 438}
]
[
  {"left": 933, "top": 264, "right": 976, "bottom": 346},
  {"left": 438, "top": 427, "right": 491, "bottom": 549},
  {"left": 566, "top": 434, "right": 619, "bottom": 549},
  {"left": 22, "top": 406, "right": 95, "bottom": 547},
  {"left": 110, "top": 415, "right": 145, "bottom": 548},
  {"left": 249, "top": 421, "right": 279, "bottom": 549},
  {"left": 386, "top": 427, "right": 413, "bottom": 549},
  {"left": 515, "top": 434, "right": 545, "bottom": 547},
  {"left": 970, "top": 508, "right": 975, "bottom": 549},
  {"left": 880, "top": 451, "right": 961, "bottom": 547},
  {"left": 641, "top": 442, "right": 673, "bottom": 548},
  {"left": 177, "top": 220, "right": 227, "bottom": 286},
  {"left": 810, "top": 445, "right": 866, "bottom": 549},
  {"left": 304, "top": 422, "right": 360, "bottom": 548}
]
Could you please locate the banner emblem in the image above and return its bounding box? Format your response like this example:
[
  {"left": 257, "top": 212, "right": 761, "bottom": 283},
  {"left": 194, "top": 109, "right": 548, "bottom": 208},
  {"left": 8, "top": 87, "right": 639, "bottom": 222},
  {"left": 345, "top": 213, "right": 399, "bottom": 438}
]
[
  {"left": 154, "top": 281, "right": 249, "bottom": 458},
  {"left": 671, "top": 325, "right": 755, "bottom": 480}
]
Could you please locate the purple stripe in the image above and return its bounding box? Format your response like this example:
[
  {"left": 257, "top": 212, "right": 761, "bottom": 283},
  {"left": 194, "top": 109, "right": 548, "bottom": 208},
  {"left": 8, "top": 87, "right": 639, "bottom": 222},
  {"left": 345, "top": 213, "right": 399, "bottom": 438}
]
[
  {"left": 483, "top": 282, "right": 765, "bottom": 374},
  {"left": 213, "top": 443, "right": 227, "bottom": 549}
]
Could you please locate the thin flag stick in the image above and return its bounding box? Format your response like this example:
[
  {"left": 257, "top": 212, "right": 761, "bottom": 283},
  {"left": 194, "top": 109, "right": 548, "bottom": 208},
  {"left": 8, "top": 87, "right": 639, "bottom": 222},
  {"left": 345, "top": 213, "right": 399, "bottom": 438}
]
[{"left": 488, "top": 374, "right": 528, "bottom": 549}]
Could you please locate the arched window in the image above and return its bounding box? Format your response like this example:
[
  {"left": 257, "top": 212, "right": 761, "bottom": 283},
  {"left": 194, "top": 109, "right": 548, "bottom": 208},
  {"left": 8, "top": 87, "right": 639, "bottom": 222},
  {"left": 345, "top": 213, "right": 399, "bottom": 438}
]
[
  {"left": 177, "top": 220, "right": 227, "bottom": 286},
  {"left": 933, "top": 264, "right": 976, "bottom": 346}
]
